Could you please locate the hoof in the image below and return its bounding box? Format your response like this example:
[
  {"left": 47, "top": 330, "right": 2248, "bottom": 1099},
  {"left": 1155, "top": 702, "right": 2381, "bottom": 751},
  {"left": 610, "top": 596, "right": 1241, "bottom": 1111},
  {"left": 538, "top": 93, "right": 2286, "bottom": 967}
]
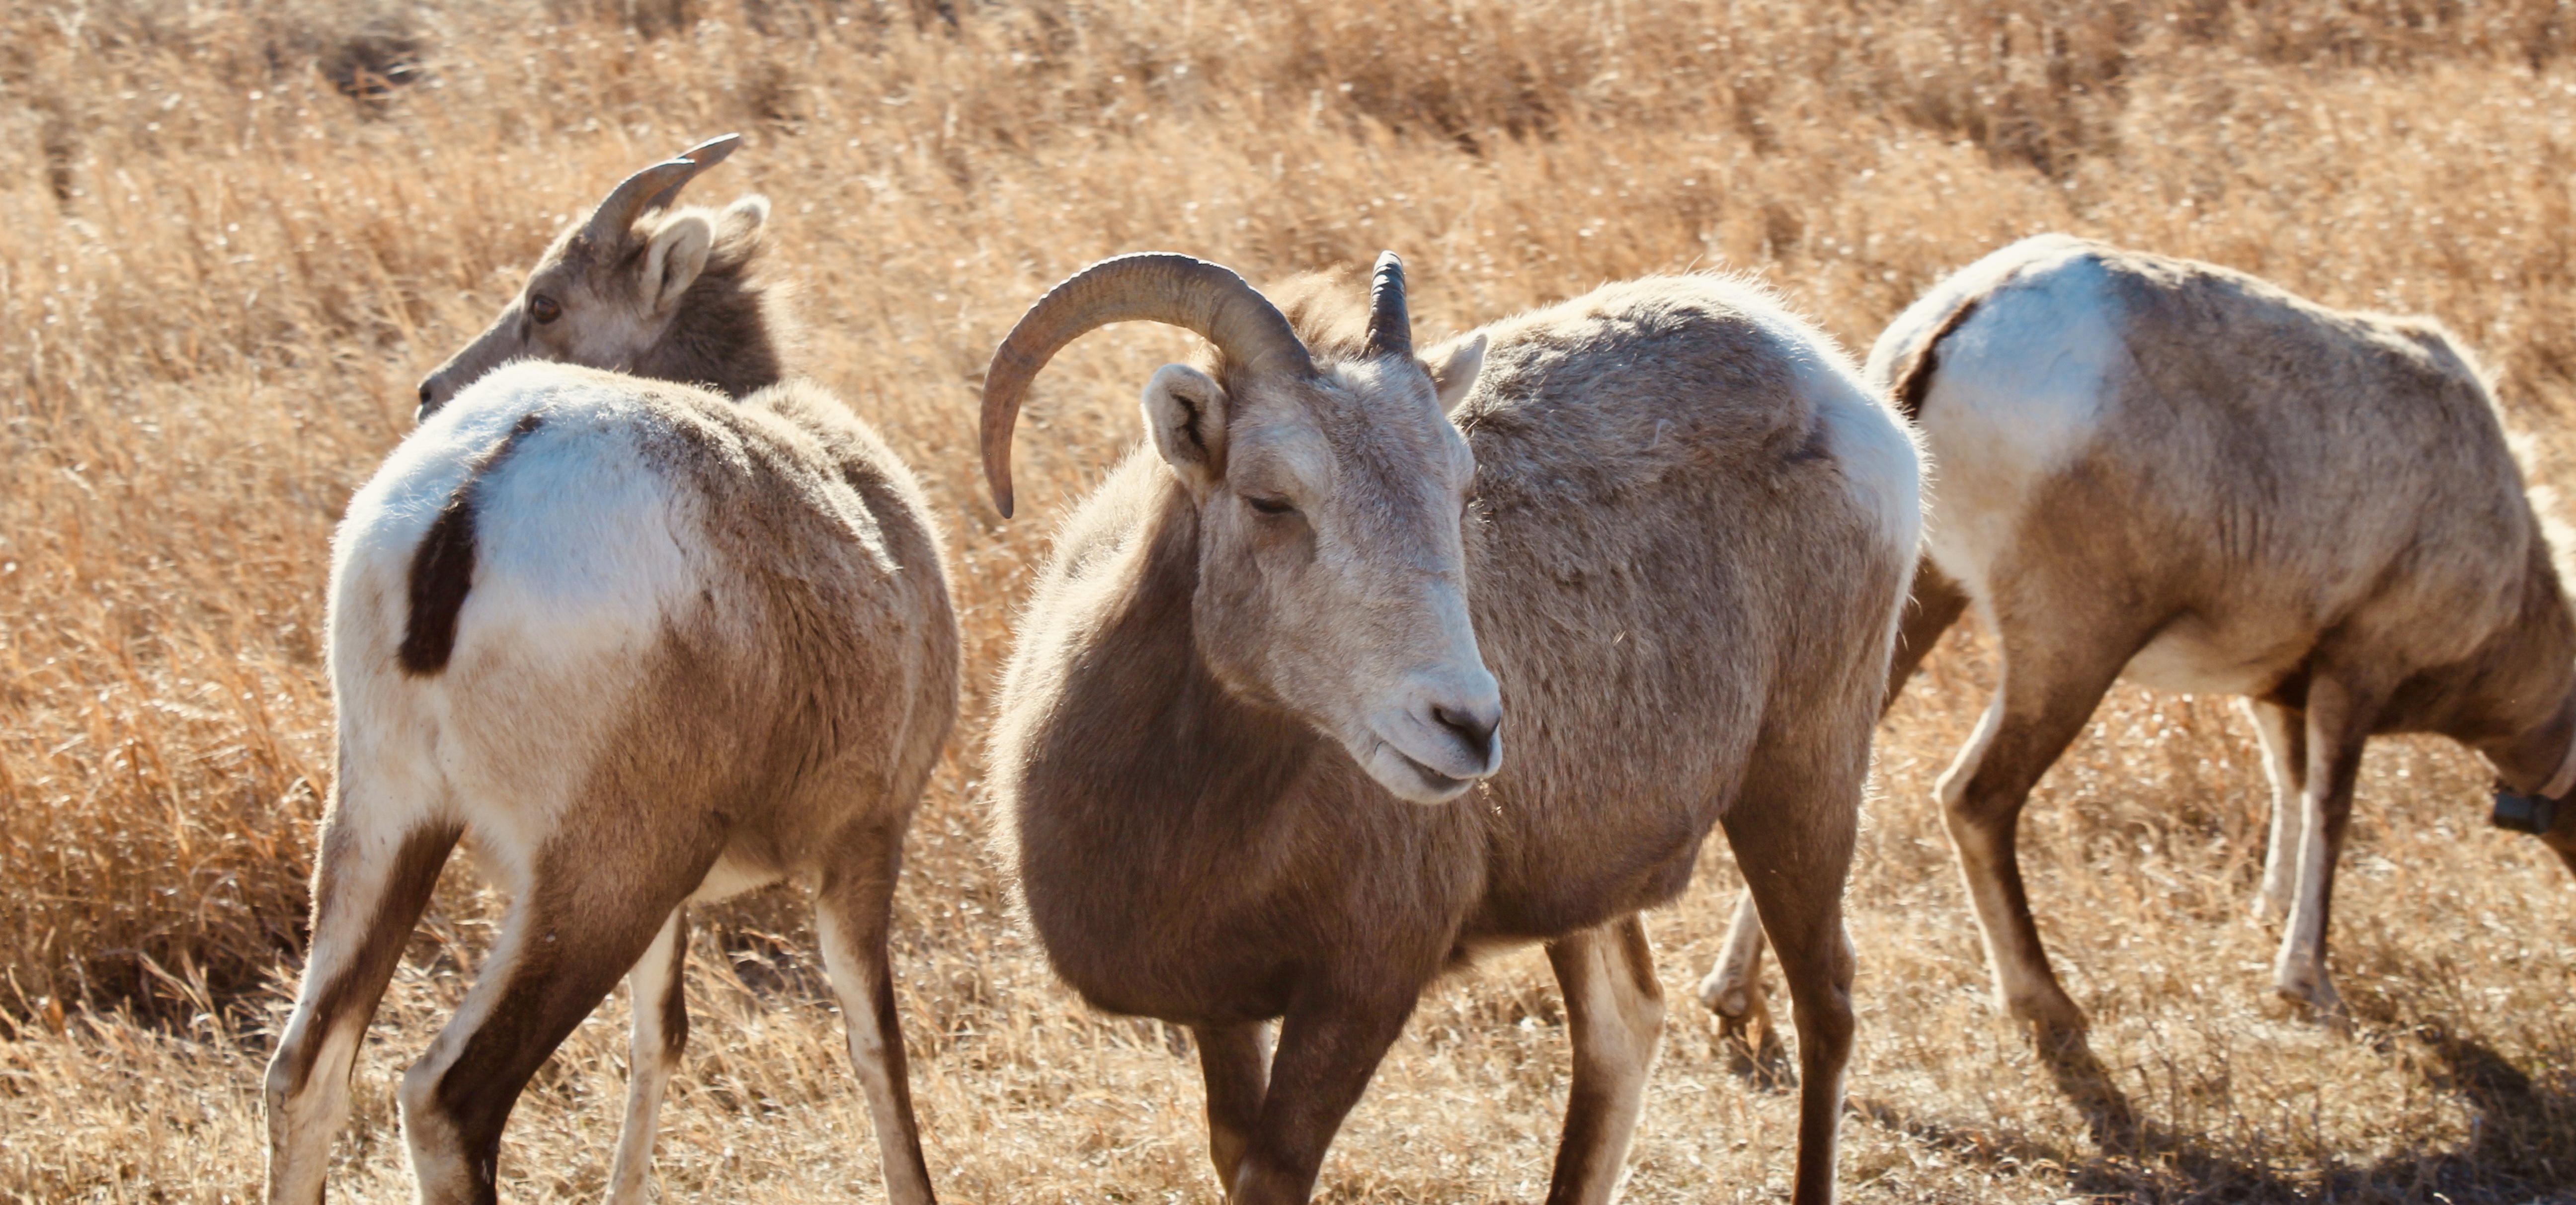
[
  {"left": 1700, "top": 971, "right": 1791, "bottom": 1087},
  {"left": 1716, "top": 1009, "right": 1793, "bottom": 1089},
  {"left": 1722, "top": 1028, "right": 1794, "bottom": 1088},
  {"left": 2005, "top": 991, "right": 2089, "bottom": 1039},
  {"left": 2275, "top": 979, "right": 2351, "bottom": 1034},
  {"left": 1695, "top": 969, "right": 1756, "bottom": 1020},
  {"left": 2028, "top": 1016, "right": 2091, "bottom": 1058}
]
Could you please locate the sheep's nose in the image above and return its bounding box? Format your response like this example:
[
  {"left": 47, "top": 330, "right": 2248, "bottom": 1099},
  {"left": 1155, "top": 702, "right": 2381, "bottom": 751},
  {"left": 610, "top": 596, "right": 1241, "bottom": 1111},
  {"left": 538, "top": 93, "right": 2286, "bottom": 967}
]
[{"left": 1433, "top": 701, "right": 1501, "bottom": 768}]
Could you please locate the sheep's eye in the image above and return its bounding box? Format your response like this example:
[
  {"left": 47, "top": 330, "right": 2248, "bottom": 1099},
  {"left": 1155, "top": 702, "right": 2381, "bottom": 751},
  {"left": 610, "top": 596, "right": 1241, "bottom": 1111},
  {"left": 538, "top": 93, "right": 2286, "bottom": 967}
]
[
  {"left": 1245, "top": 494, "right": 1297, "bottom": 516},
  {"left": 529, "top": 294, "right": 562, "bottom": 324}
]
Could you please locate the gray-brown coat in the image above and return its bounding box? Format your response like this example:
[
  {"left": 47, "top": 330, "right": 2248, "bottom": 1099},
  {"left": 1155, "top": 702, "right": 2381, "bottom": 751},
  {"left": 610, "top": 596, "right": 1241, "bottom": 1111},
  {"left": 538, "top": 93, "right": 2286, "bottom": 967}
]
[
  {"left": 264, "top": 139, "right": 959, "bottom": 1205},
  {"left": 979, "top": 254, "right": 1921, "bottom": 1205},
  {"left": 1868, "top": 233, "right": 2576, "bottom": 1033}
]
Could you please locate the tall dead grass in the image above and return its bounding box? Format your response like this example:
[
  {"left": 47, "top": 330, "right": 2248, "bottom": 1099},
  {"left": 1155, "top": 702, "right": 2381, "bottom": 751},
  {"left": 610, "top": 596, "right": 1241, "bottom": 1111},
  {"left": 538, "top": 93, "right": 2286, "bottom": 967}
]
[{"left": 1, "top": 0, "right": 2572, "bottom": 1200}]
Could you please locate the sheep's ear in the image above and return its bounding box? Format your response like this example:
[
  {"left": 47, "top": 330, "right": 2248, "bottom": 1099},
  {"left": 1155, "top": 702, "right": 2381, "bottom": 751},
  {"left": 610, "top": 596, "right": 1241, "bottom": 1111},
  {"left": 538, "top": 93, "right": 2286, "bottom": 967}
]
[
  {"left": 713, "top": 194, "right": 769, "bottom": 260},
  {"left": 1142, "top": 363, "right": 1229, "bottom": 494},
  {"left": 1429, "top": 333, "right": 1486, "bottom": 412},
  {"left": 640, "top": 213, "right": 714, "bottom": 315}
]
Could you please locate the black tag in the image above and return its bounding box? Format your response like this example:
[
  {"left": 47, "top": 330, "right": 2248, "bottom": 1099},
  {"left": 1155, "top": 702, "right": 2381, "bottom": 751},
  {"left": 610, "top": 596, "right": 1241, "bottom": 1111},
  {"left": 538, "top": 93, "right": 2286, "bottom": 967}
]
[{"left": 2492, "top": 790, "right": 2561, "bottom": 836}]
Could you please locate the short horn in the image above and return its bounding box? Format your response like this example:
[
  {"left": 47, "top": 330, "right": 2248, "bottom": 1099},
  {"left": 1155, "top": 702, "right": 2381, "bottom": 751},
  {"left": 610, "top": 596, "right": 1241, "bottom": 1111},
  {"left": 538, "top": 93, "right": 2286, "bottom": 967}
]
[
  {"left": 578, "top": 133, "right": 743, "bottom": 246},
  {"left": 980, "top": 253, "right": 1312, "bottom": 518},
  {"left": 1364, "top": 250, "right": 1411, "bottom": 359},
  {"left": 644, "top": 133, "right": 741, "bottom": 211}
]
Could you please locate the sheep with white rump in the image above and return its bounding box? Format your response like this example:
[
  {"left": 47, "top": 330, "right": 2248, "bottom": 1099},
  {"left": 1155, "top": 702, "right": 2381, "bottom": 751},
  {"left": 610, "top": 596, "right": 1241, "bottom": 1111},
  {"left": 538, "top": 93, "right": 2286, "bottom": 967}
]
[
  {"left": 264, "top": 136, "right": 959, "bottom": 1205},
  {"left": 1706, "top": 234, "right": 2576, "bottom": 1045}
]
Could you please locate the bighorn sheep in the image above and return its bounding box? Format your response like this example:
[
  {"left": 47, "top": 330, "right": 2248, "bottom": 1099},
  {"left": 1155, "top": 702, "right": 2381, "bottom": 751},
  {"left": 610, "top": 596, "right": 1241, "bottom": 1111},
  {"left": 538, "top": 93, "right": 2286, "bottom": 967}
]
[
  {"left": 1711, "top": 233, "right": 2576, "bottom": 1038},
  {"left": 977, "top": 252, "right": 1922, "bottom": 1204},
  {"left": 263, "top": 136, "right": 959, "bottom": 1205}
]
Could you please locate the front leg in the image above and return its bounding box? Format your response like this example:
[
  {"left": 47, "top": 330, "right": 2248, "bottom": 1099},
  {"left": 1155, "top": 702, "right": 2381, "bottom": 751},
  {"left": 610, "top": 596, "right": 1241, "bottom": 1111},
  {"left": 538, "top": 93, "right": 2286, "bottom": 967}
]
[
  {"left": 1226, "top": 990, "right": 1417, "bottom": 1204},
  {"left": 2243, "top": 698, "right": 2308, "bottom": 923},
  {"left": 2272, "top": 673, "right": 2382, "bottom": 1026},
  {"left": 1194, "top": 1022, "right": 1272, "bottom": 1195}
]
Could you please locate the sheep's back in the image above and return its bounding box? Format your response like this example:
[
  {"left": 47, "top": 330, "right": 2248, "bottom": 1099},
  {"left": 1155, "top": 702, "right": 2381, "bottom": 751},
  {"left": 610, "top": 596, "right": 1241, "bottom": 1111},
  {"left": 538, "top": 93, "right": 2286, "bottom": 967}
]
[{"left": 1452, "top": 278, "right": 1918, "bottom": 927}]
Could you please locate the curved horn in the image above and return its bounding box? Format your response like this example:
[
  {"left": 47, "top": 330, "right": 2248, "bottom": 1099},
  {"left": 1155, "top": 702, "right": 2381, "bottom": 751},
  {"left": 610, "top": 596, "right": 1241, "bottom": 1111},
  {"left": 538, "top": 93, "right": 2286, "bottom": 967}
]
[
  {"left": 1364, "top": 250, "right": 1411, "bottom": 359},
  {"left": 644, "top": 133, "right": 741, "bottom": 210},
  {"left": 577, "top": 132, "right": 743, "bottom": 246},
  {"left": 980, "top": 253, "right": 1312, "bottom": 517}
]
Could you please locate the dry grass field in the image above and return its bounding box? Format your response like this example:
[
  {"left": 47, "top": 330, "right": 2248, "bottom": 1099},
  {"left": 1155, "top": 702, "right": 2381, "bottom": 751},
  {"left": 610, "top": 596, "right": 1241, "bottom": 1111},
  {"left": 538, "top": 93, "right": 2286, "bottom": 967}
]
[{"left": 4, "top": 0, "right": 2576, "bottom": 1200}]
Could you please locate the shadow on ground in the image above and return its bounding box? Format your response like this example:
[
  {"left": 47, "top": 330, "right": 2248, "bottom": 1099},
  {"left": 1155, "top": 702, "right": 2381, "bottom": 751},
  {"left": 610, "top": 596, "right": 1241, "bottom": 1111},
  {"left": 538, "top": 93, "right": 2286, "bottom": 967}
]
[{"left": 1847, "top": 1017, "right": 2576, "bottom": 1204}]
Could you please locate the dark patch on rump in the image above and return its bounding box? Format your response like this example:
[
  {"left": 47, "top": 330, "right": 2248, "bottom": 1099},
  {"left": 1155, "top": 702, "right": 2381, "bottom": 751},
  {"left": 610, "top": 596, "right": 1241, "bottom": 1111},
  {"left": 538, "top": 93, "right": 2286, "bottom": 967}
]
[
  {"left": 398, "top": 413, "right": 545, "bottom": 677},
  {"left": 1892, "top": 294, "right": 1984, "bottom": 422},
  {"left": 280, "top": 821, "right": 462, "bottom": 1096}
]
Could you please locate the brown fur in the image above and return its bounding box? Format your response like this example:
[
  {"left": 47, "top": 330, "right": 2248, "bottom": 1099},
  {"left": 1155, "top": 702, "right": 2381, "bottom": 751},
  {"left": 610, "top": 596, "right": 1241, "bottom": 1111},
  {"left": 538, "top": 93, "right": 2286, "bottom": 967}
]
[
  {"left": 559, "top": 221, "right": 785, "bottom": 398},
  {"left": 989, "top": 272, "right": 1916, "bottom": 1203},
  {"left": 268, "top": 150, "right": 958, "bottom": 1205},
  {"left": 417, "top": 186, "right": 782, "bottom": 416},
  {"left": 1876, "top": 234, "right": 2576, "bottom": 1032},
  {"left": 391, "top": 374, "right": 958, "bottom": 1204},
  {"left": 274, "top": 820, "right": 460, "bottom": 1099}
]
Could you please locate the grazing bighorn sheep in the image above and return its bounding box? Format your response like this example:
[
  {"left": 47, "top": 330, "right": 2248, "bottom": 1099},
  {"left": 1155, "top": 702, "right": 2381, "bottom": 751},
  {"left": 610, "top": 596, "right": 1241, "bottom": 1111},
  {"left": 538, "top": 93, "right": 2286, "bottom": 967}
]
[
  {"left": 264, "top": 136, "right": 959, "bottom": 1205},
  {"left": 978, "top": 251, "right": 1921, "bottom": 1204},
  {"left": 1710, "top": 233, "right": 2576, "bottom": 1040}
]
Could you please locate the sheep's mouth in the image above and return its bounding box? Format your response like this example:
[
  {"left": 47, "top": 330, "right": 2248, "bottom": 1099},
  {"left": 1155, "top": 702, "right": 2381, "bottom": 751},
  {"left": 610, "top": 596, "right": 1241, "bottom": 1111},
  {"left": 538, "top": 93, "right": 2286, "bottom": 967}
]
[
  {"left": 1392, "top": 749, "right": 1469, "bottom": 795},
  {"left": 1360, "top": 731, "right": 1483, "bottom": 804}
]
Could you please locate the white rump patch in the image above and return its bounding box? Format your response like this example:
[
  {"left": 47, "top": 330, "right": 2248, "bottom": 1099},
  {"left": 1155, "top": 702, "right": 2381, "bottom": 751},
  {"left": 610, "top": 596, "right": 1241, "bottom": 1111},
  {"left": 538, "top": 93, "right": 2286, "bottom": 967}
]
[
  {"left": 1903, "top": 240, "right": 2127, "bottom": 594},
  {"left": 329, "top": 362, "right": 710, "bottom": 855}
]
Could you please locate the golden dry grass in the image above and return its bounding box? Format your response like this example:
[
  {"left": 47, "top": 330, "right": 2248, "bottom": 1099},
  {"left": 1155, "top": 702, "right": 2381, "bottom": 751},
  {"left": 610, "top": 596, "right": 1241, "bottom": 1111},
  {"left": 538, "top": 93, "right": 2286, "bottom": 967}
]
[{"left": 2, "top": 0, "right": 2574, "bottom": 1200}]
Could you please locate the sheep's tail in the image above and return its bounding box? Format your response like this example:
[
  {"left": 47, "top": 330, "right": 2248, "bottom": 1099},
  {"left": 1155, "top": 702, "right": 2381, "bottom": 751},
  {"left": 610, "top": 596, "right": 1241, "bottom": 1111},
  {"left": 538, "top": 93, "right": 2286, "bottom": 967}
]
[
  {"left": 1884, "top": 291, "right": 1986, "bottom": 423},
  {"left": 399, "top": 411, "right": 545, "bottom": 677}
]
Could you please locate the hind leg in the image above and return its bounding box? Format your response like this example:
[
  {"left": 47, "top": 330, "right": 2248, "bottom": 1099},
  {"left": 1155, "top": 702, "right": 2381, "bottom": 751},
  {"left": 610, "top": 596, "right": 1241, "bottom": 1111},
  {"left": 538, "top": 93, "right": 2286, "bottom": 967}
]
[
  {"left": 265, "top": 776, "right": 460, "bottom": 1205},
  {"left": 1544, "top": 914, "right": 1666, "bottom": 1205},
  {"left": 1886, "top": 557, "right": 1971, "bottom": 715},
  {"left": 605, "top": 906, "right": 688, "bottom": 1205},
  {"left": 815, "top": 820, "right": 937, "bottom": 1205},
  {"left": 1936, "top": 607, "right": 2152, "bottom": 1038},
  {"left": 1694, "top": 892, "right": 1786, "bottom": 1079},
  {"left": 2544, "top": 805, "right": 2576, "bottom": 877},
  {"left": 1702, "top": 557, "right": 1965, "bottom": 1061},
  {"left": 399, "top": 835, "right": 714, "bottom": 1205},
  {"left": 1721, "top": 769, "right": 1859, "bottom": 1205}
]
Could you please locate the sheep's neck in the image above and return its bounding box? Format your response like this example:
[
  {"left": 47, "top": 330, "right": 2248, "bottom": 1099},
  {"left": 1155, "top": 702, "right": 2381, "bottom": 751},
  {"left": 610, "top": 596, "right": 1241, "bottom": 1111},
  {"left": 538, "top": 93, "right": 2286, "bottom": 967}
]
[{"left": 1006, "top": 486, "right": 1329, "bottom": 1019}]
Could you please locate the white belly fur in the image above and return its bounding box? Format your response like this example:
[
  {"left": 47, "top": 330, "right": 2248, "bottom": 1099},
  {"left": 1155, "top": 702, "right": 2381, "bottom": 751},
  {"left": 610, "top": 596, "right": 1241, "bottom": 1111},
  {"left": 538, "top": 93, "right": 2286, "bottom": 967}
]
[
  {"left": 690, "top": 855, "right": 787, "bottom": 903},
  {"left": 2121, "top": 621, "right": 2308, "bottom": 696}
]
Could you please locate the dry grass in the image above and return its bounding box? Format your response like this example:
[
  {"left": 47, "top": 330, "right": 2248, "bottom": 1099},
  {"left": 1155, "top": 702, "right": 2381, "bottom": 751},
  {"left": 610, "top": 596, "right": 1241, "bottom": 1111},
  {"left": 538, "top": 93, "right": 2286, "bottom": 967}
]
[{"left": 2, "top": 0, "right": 2575, "bottom": 1200}]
